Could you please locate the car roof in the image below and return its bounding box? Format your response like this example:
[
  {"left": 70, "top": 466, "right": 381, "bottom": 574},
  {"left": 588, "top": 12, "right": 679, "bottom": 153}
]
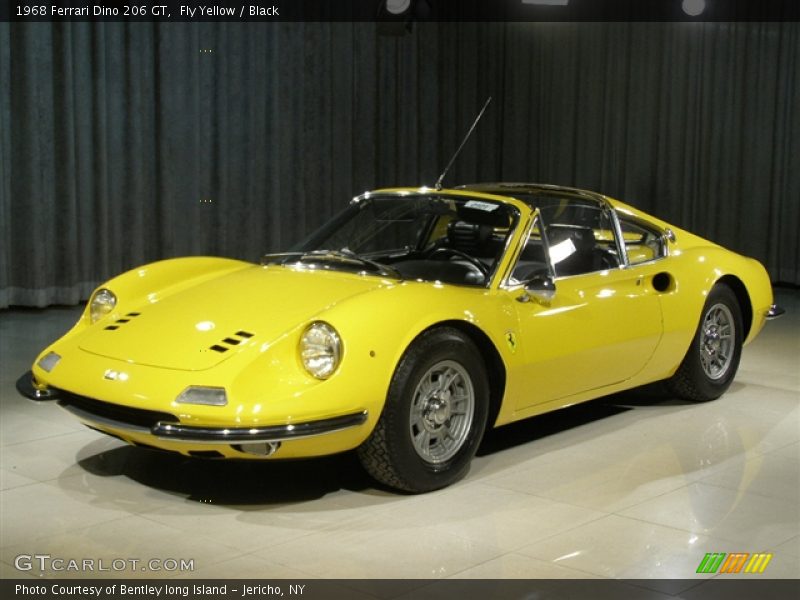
[
  {"left": 366, "top": 183, "right": 680, "bottom": 243},
  {"left": 364, "top": 186, "right": 534, "bottom": 214},
  {"left": 367, "top": 183, "right": 612, "bottom": 210},
  {"left": 456, "top": 182, "right": 611, "bottom": 209}
]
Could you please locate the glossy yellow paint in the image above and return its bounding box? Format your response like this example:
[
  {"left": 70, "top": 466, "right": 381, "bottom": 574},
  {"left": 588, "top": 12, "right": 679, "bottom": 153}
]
[{"left": 29, "top": 187, "right": 776, "bottom": 459}]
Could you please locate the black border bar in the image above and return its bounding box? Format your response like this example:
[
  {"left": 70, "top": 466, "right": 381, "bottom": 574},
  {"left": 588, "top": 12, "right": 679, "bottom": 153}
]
[
  {"left": 3, "top": 0, "right": 800, "bottom": 23},
  {"left": 4, "top": 579, "right": 800, "bottom": 600}
]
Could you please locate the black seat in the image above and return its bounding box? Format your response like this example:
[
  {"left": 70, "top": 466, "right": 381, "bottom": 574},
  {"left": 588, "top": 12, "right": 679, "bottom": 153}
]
[
  {"left": 546, "top": 224, "right": 596, "bottom": 277},
  {"left": 446, "top": 221, "right": 493, "bottom": 255}
]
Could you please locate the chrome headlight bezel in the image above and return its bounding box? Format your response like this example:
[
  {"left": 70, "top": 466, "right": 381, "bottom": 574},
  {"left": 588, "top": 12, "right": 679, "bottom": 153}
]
[
  {"left": 299, "top": 321, "right": 342, "bottom": 379},
  {"left": 89, "top": 288, "right": 117, "bottom": 323}
]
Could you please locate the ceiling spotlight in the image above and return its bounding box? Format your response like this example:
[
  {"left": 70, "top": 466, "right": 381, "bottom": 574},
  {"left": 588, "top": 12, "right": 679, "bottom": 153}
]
[
  {"left": 386, "top": 0, "right": 412, "bottom": 15},
  {"left": 682, "top": 0, "right": 706, "bottom": 16},
  {"left": 378, "top": 0, "right": 425, "bottom": 36}
]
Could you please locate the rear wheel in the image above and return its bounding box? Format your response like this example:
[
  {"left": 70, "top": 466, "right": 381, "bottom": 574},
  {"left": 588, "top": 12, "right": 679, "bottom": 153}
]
[
  {"left": 667, "top": 284, "right": 743, "bottom": 401},
  {"left": 358, "top": 327, "right": 489, "bottom": 493}
]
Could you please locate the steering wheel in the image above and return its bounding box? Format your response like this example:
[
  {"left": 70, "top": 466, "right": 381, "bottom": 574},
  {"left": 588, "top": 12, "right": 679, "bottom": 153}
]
[{"left": 427, "top": 247, "right": 490, "bottom": 277}]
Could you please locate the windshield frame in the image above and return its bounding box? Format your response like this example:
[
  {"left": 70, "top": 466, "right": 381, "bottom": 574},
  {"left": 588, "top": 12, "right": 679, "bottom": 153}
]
[{"left": 271, "top": 190, "right": 526, "bottom": 290}]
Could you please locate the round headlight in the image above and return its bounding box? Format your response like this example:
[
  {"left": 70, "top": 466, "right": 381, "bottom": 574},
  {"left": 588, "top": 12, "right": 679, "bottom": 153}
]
[
  {"left": 300, "top": 322, "right": 342, "bottom": 379},
  {"left": 90, "top": 288, "right": 117, "bottom": 323}
]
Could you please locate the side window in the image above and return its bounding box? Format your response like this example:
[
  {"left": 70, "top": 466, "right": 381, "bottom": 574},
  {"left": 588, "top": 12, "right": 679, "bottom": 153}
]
[
  {"left": 510, "top": 218, "right": 548, "bottom": 284},
  {"left": 539, "top": 204, "right": 621, "bottom": 277},
  {"left": 619, "top": 217, "right": 667, "bottom": 265}
]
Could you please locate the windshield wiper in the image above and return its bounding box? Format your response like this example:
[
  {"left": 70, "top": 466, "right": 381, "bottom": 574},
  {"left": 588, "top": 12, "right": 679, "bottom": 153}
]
[
  {"left": 261, "top": 250, "right": 402, "bottom": 279},
  {"left": 312, "top": 249, "right": 402, "bottom": 279},
  {"left": 260, "top": 251, "right": 305, "bottom": 265}
]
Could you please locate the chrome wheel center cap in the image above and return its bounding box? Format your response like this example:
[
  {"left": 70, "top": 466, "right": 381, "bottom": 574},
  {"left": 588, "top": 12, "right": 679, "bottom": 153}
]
[
  {"left": 424, "top": 393, "right": 451, "bottom": 428},
  {"left": 704, "top": 328, "right": 721, "bottom": 355}
]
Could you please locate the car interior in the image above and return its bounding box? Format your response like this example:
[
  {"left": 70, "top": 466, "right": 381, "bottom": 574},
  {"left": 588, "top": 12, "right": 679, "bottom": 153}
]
[
  {"left": 388, "top": 202, "right": 516, "bottom": 286},
  {"left": 293, "top": 193, "right": 628, "bottom": 287}
]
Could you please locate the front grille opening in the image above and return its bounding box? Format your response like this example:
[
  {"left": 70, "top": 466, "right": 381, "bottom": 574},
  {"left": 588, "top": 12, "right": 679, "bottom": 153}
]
[
  {"left": 209, "top": 344, "right": 228, "bottom": 353},
  {"left": 104, "top": 325, "right": 119, "bottom": 330},
  {"left": 58, "top": 392, "right": 178, "bottom": 429},
  {"left": 222, "top": 337, "right": 241, "bottom": 345},
  {"left": 236, "top": 331, "right": 254, "bottom": 338},
  {"left": 116, "top": 318, "right": 130, "bottom": 323},
  {"left": 188, "top": 450, "right": 225, "bottom": 459},
  {"left": 126, "top": 312, "right": 141, "bottom": 317}
]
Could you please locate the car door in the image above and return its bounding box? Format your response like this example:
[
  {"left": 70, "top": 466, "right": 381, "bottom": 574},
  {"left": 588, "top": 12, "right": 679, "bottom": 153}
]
[{"left": 509, "top": 203, "right": 663, "bottom": 410}]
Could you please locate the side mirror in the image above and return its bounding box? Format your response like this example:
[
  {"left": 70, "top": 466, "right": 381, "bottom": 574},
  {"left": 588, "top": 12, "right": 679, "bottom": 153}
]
[{"left": 517, "top": 274, "right": 556, "bottom": 304}]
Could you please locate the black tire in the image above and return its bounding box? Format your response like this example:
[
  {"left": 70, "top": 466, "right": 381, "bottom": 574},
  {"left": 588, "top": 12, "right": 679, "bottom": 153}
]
[
  {"left": 667, "top": 284, "right": 744, "bottom": 402},
  {"left": 357, "top": 327, "right": 489, "bottom": 493}
]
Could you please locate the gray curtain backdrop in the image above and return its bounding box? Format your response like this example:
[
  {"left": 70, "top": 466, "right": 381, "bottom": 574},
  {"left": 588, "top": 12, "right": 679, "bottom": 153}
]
[{"left": 1, "top": 22, "right": 798, "bottom": 308}]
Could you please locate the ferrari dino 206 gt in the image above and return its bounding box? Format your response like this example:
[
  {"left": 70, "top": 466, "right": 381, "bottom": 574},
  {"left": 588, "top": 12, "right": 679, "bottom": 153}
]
[{"left": 18, "top": 183, "right": 783, "bottom": 492}]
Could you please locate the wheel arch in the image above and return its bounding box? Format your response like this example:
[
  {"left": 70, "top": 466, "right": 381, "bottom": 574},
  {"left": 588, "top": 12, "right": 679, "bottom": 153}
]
[
  {"left": 716, "top": 274, "right": 753, "bottom": 341},
  {"left": 418, "top": 320, "right": 507, "bottom": 430}
]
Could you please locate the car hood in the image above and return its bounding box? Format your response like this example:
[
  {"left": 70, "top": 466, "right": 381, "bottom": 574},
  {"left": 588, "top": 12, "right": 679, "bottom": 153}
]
[{"left": 78, "top": 265, "right": 388, "bottom": 371}]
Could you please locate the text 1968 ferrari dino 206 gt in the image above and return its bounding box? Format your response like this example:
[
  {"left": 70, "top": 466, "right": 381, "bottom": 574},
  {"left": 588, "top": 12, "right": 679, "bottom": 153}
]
[{"left": 18, "top": 182, "right": 783, "bottom": 492}]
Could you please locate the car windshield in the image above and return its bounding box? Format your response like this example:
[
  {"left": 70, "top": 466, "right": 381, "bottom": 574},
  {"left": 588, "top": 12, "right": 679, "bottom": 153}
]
[{"left": 262, "top": 194, "right": 520, "bottom": 287}]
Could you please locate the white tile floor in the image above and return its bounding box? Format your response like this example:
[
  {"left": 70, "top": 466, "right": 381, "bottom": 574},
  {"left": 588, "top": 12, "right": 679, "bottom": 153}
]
[{"left": 0, "top": 290, "right": 798, "bottom": 586}]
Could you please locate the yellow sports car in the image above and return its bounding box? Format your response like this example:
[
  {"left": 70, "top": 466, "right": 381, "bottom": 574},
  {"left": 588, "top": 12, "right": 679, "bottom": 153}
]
[{"left": 17, "top": 183, "right": 783, "bottom": 492}]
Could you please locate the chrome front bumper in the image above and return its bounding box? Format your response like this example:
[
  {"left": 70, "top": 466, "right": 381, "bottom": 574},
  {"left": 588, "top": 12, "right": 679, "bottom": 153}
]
[
  {"left": 16, "top": 371, "right": 368, "bottom": 444},
  {"left": 765, "top": 304, "right": 786, "bottom": 320},
  {"left": 150, "top": 412, "right": 368, "bottom": 444},
  {"left": 15, "top": 371, "right": 58, "bottom": 401}
]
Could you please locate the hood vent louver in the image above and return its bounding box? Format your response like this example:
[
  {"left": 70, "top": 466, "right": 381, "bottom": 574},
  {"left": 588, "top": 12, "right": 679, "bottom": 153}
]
[
  {"left": 104, "top": 312, "right": 142, "bottom": 331},
  {"left": 208, "top": 330, "right": 255, "bottom": 353}
]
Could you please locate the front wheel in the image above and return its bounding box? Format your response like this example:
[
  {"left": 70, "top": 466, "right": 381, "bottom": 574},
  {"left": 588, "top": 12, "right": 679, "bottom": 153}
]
[
  {"left": 358, "top": 327, "right": 489, "bottom": 493},
  {"left": 667, "top": 284, "right": 744, "bottom": 402}
]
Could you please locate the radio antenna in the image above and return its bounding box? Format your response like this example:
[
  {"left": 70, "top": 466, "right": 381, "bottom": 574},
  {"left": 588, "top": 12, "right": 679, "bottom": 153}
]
[{"left": 435, "top": 96, "right": 492, "bottom": 191}]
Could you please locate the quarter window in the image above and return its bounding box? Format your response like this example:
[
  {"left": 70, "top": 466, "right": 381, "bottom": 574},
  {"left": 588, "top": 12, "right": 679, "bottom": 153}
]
[
  {"left": 539, "top": 204, "right": 621, "bottom": 277},
  {"left": 619, "top": 217, "right": 667, "bottom": 265}
]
